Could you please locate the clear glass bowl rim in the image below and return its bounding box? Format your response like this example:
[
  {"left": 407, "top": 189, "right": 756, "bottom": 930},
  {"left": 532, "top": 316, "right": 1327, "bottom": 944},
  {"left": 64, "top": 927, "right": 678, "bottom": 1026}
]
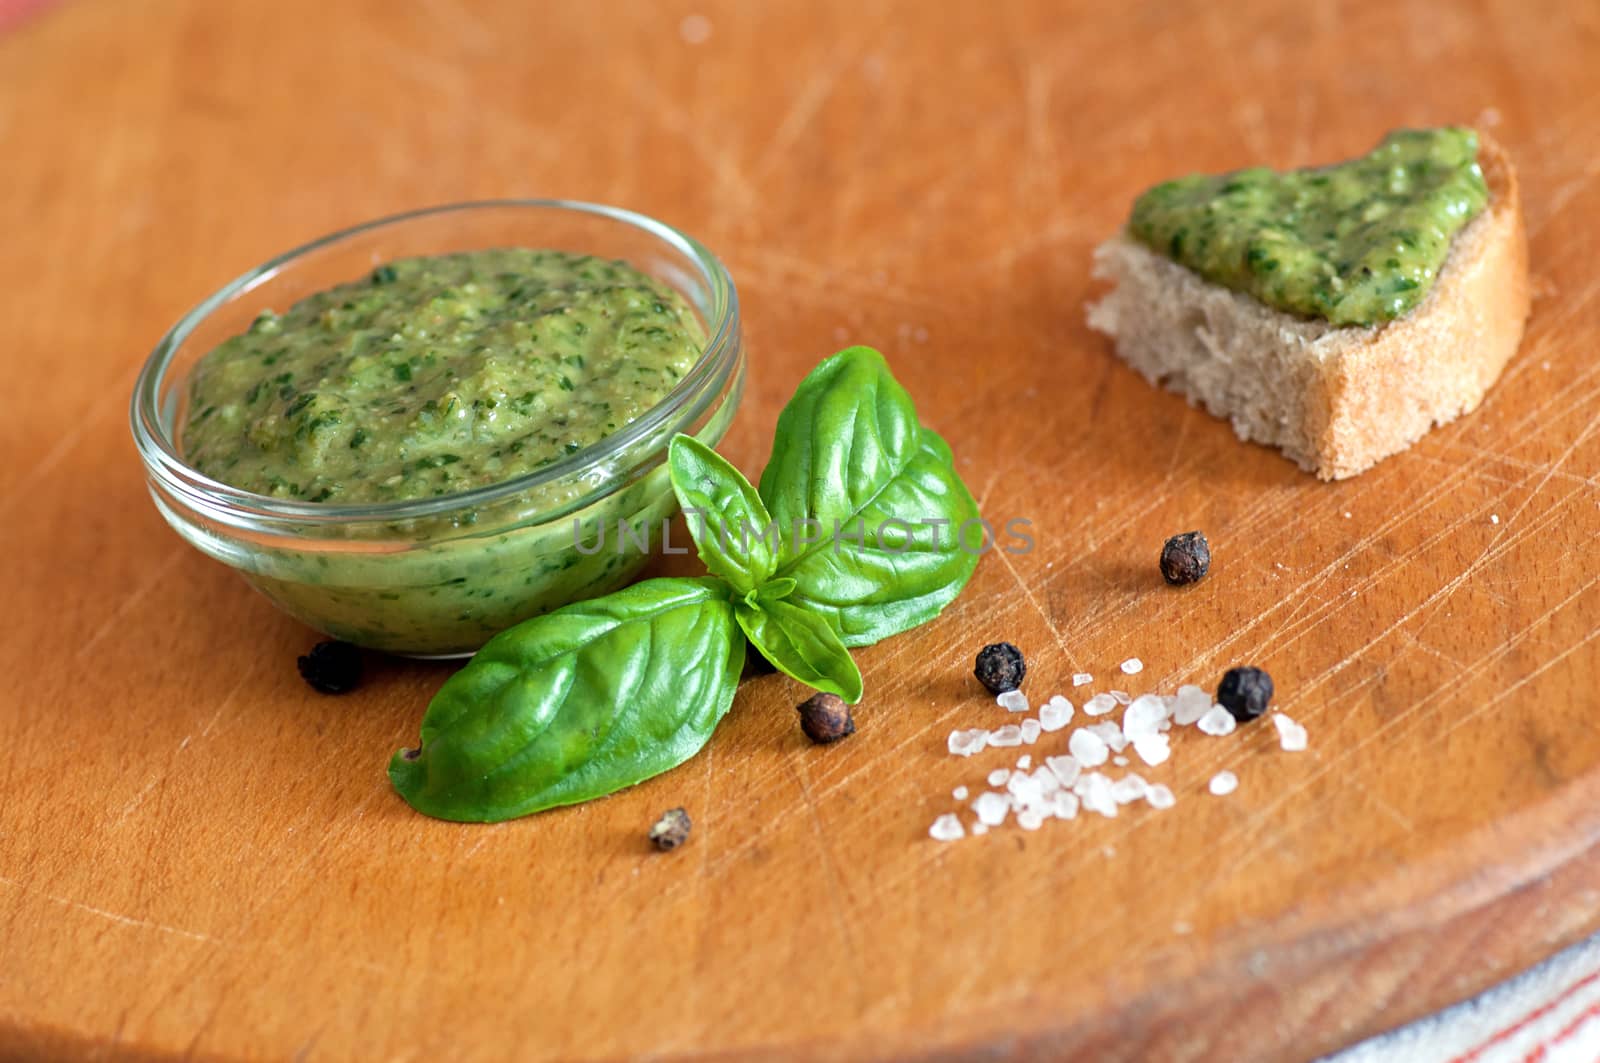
[{"left": 129, "top": 198, "right": 741, "bottom": 528}]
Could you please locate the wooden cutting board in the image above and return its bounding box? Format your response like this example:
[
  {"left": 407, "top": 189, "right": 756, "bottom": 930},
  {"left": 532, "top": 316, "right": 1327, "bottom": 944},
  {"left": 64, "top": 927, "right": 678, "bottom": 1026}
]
[{"left": 4, "top": 1, "right": 1598, "bottom": 1058}]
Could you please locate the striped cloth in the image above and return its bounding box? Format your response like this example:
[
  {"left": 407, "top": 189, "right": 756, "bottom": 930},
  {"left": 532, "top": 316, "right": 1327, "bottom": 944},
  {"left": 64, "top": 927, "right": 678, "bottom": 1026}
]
[{"left": 1326, "top": 931, "right": 1600, "bottom": 1062}]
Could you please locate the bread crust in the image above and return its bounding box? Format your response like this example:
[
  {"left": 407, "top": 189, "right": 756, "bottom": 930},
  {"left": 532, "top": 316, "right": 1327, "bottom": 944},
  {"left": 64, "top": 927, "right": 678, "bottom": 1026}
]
[
  {"left": 1317, "top": 136, "right": 1528, "bottom": 478},
  {"left": 1087, "top": 134, "right": 1529, "bottom": 481}
]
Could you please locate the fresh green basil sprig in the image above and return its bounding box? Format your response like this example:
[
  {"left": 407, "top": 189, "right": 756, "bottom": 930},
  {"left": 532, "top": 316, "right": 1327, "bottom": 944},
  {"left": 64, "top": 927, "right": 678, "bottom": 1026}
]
[{"left": 389, "top": 347, "right": 981, "bottom": 822}]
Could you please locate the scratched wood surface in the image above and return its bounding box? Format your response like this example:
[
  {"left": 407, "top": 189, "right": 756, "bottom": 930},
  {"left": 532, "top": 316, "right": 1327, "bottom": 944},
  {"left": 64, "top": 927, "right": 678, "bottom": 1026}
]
[{"left": 3, "top": 1, "right": 1599, "bottom": 1059}]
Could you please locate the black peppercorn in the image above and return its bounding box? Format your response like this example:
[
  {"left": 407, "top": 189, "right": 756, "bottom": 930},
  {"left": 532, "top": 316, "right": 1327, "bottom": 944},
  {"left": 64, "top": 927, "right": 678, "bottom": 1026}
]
[
  {"left": 649, "top": 807, "right": 692, "bottom": 851},
  {"left": 296, "top": 640, "right": 363, "bottom": 694},
  {"left": 1160, "top": 531, "right": 1211, "bottom": 586},
  {"left": 1217, "top": 666, "right": 1273, "bottom": 721},
  {"left": 797, "top": 692, "right": 856, "bottom": 744},
  {"left": 973, "top": 642, "right": 1026, "bottom": 695}
]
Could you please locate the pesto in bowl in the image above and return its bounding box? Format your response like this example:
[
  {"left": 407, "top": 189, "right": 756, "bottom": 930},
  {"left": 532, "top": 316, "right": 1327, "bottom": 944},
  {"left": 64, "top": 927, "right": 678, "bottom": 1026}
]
[
  {"left": 132, "top": 201, "right": 743, "bottom": 657},
  {"left": 182, "top": 249, "right": 705, "bottom": 505}
]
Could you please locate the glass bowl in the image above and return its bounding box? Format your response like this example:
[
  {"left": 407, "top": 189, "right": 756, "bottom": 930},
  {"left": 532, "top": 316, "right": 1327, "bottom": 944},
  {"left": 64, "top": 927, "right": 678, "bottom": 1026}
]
[{"left": 131, "top": 200, "right": 743, "bottom": 657}]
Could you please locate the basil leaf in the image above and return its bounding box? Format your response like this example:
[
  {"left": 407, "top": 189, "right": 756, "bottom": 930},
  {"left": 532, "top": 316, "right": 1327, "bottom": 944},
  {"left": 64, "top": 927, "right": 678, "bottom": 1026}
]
[
  {"left": 736, "top": 596, "right": 863, "bottom": 703},
  {"left": 389, "top": 577, "right": 744, "bottom": 822},
  {"left": 758, "top": 346, "right": 982, "bottom": 647},
  {"left": 668, "top": 434, "right": 777, "bottom": 595}
]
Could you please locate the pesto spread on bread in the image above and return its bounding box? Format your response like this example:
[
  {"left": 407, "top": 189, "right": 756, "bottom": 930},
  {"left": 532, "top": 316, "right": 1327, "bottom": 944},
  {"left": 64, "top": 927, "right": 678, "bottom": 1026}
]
[{"left": 1128, "top": 127, "right": 1488, "bottom": 326}]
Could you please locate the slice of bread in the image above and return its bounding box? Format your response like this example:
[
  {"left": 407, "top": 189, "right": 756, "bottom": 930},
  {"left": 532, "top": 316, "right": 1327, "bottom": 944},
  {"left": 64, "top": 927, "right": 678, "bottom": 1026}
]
[{"left": 1086, "top": 134, "right": 1529, "bottom": 480}]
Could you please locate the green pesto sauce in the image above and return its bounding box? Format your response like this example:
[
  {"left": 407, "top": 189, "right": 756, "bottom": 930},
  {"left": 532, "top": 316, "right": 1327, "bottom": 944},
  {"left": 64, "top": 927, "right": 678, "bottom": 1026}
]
[
  {"left": 182, "top": 249, "right": 705, "bottom": 504},
  {"left": 1128, "top": 127, "right": 1489, "bottom": 326}
]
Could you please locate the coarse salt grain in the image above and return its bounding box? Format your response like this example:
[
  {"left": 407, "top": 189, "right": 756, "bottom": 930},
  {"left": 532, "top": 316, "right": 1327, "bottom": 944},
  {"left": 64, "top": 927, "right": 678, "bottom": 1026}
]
[
  {"left": 1173, "top": 685, "right": 1211, "bottom": 725},
  {"left": 952, "top": 785, "right": 969, "bottom": 801},
  {"left": 929, "top": 813, "right": 965, "bottom": 841},
  {"left": 1111, "top": 774, "right": 1149, "bottom": 804},
  {"left": 1052, "top": 791, "right": 1080, "bottom": 819},
  {"left": 1121, "top": 657, "right": 1144, "bottom": 675},
  {"left": 1073, "top": 673, "right": 1093, "bottom": 687},
  {"left": 1146, "top": 784, "right": 1176, "bottom": 810},
  {"left": 1123, "top": 695, "right": 1168, "bottom": 741},
  {"left": 1109, "top": 690, "right": 1132, "bottom": 706},
  {"left": 1209, "top": 771, "right": 1238, "bottom": 796},
  {"left": 1039, "top": 696, "right": 1073, "bottom": 731},
  {"left": 1032, "top": 765, "right": 1061, "bottom": 793},
  {"left": 987, "top": 768, "right": 1010, "bottom": 787},
  {"left": 947, "top": 728, "right": 988, "bottom": 756},
  {"left": 1045, "top": 754, "right": 1081, "bottom": 788},
  {"left": 1113, "top": 755, "right": 1129, "bottom": 766},
  {"left": 1069, "top": 728, "right": 1109, "bottom": 767},
  {"left": 1197, "top": 706, "right": 1237, "bottom": 736},
  {"left": 1089, "top": 720, "right": 1128, "bottom": 753},
  {"left": 972, "top": 791, "right": 1010, "bottom": 826},
  {"left": 1007, "top": 772, "right": 1044, "bottom": 806},
  {"left": 1077, "top": 773, "right": 1118, "bottom": 818},
  {"left": 971, "top": 822, "right": 989, "bottom": 835},
  {"left": 997, "top": 689, "right": 1030, "bottom": 713},
  {"left": 1017, "top": 808, "right": 1045, "bottom": 831},
  {"left": 1016, "top": 754, "right": 1032, "bottom": 770},
  {"left": 989, "top": 724, "right": 1024, "bottom": 747},
  {"left": 1020, "top": 718, "right": 1042, "bottom": 744},
  {"left": 1134, "top": 732, "right": 1171, "bottom": 766},
  {"left": 1273, "top": 713, "right": 1308, "bottom": 751},
  {"left": 1084, "top": 693, "right": 1117, "bottom": 716},
  {"left": 1036, "top": 701, "right": 1075, "bottom": 736},
  {"left": 1491, "top": 514, "right": 1501, "bottom": 525}
]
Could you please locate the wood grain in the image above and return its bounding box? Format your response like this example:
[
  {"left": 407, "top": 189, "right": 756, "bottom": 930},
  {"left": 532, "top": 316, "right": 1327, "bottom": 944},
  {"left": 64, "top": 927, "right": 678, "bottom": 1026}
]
[{"left": 2, "top": 1, "right": 1598, "bottom": 1059}]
